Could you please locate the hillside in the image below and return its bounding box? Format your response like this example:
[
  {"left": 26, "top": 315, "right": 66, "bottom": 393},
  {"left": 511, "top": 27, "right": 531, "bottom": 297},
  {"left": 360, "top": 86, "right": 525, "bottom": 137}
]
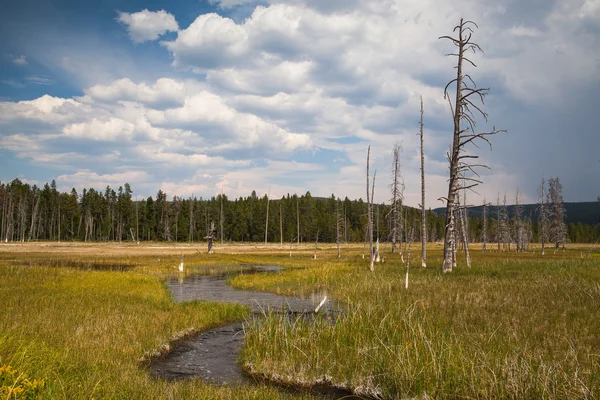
[{"left": 434, "top": 201, "right": 600, "bottom": 226}]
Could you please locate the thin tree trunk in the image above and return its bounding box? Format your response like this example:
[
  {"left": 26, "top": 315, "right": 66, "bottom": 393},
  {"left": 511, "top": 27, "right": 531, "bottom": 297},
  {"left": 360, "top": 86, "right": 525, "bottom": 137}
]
[
  {"left": 279, "top": 201, "right": 283, "bottom": 246},
  {"left": 366, "top": 146, "right": 374, "bottom": 272},
  {"left": 264, "top": 186, "right": 270, "bottom": 244},
  {"left": 482, "top": 199, "right": 488, "bottom": 251},
  {"left": 420, "top": 96, "right": 427, "bottom": 267}
]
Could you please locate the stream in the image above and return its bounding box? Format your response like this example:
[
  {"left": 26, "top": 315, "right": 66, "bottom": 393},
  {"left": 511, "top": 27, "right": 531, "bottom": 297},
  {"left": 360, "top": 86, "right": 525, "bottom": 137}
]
[{"left": 148, "top": 265, "right": 360, "bottom": 399}]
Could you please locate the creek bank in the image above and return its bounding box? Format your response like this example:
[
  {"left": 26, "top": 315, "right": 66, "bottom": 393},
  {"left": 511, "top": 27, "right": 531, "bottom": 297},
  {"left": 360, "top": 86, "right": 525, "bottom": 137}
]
[{"left": 148, "top": 265, "right": 373, "bottom": 399}]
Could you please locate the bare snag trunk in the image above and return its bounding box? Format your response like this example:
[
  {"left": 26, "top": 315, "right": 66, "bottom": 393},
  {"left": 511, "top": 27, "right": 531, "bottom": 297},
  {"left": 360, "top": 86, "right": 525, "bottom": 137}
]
[
  {"left": 439, "top": 18, "right": 504, "bottom": 272},
  {"left": 419, "top": 96, "right": 427, "bottom": 268}
]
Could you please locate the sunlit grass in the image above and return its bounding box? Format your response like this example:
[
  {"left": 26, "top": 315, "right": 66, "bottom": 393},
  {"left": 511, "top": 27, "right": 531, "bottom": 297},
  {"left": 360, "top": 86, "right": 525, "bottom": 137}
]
[
  {"left": 238, "top": 245, "right": 600, "bottom": 399},
  {"left": 1, "top": 242, "right": 599, "bottom": 399},
  {"left": 0, "top": 247, "right": 316, "bottom": 399}
]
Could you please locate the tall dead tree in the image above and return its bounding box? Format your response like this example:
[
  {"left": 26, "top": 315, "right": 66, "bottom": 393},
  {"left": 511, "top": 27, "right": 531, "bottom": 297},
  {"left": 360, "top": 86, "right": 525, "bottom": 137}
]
[
  {"left": 335, "top": 199, "right": 343, "bottom": 258},
  {"left": 390, "top": 143, "right": 404, "bottom": 254},
  {"left": 538, "top": 176, "right": 548, "bottom": 255},
  {"left": 264, "top": 185, "right": 270, "bottom": 244},
  {"left": 482, "top": 199, "right": 488, "bottom": 251},
  {"left": 439, "top": 19, "right": 503, "bottom": 272},
  {"left": 279, "top": 200, "right": 283, "bottom": 246},
  {"left": 366, "top": 146, "right": 377, "bottom": 272},
  {"left": 220, "top": 187, "right": 224, "bottom": 244},
  {"left": 548, "top": 177, "right": 566, "bottom": 248},
  {"left": 514, "top": 187, "right": 523, "bottom": 252},
  {"left": 189, "top": 195, "right": 194, "bottom": 242},
  {"left": 419, "top": 96, "right": 427, "bottom": 267}
]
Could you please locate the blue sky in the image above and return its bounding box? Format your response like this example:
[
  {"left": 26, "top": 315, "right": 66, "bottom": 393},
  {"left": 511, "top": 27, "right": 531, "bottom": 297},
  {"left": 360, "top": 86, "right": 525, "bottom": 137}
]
[{"left": 1, "top": 0, "right": 599, "bottom": 207}]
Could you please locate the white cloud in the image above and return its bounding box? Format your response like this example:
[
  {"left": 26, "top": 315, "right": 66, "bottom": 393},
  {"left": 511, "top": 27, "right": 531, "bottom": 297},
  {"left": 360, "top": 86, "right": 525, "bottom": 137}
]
[
  {"left": 12, "top": 55, "right": 27, "bottom": 66},
  {"left": 83, "top": 78, "right": 186, "bottom": 107},
  {"left": 117, "top": 9, "right": 179, "bottom": 43},
  {"left": 63, "top": 117, "right": 135, "bottom": 141},
  {"left": 2, "top": 1, "right": 599, "bottom": 205}
]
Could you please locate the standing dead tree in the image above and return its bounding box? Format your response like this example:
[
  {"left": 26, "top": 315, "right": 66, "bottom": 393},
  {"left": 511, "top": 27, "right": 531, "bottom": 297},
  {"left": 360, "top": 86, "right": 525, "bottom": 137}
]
[
  {"left": 205, "top": 221, "right": 216, "bottom": 254},
  {"left": 335, "top": 199, "right": 343, "bottom": 258},
  {"left": 439, "top": 19, "right": 503, "bottom": 272},
  {"left": 366, "top": 146, "right": 377, "bottom": 272},
  {"left": 264, "top": 185, "right": 270, "bottom": 244},
  {"left": 514, "top": 187, "right": 524, "bottom": 252},
  {"left": 548, "top": 177, "right": 566, "bottom": 249},
  {"left": 419, "top": 96, "right": 427, "bottom": 268},
  {"left": 389, "top": 143, "right": 404, "bottom": 255},
  {"left": 482, "top": 198, "right": 489, "bottom": 251},
  {"left": 537, "top": 176, "right": 549, "bottom": 255}
]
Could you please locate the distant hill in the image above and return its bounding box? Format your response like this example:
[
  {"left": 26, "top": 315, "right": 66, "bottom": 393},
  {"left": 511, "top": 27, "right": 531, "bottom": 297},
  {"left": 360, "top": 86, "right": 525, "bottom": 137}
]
[{"left": 434, "top": 201, "right": 600, "bottom": 226}]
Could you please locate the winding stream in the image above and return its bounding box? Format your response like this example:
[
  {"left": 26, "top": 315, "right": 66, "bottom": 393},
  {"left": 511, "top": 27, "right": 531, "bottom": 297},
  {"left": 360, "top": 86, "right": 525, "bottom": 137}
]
[{"left": 149, "top": 266, "right": 338, "bottom": 385}]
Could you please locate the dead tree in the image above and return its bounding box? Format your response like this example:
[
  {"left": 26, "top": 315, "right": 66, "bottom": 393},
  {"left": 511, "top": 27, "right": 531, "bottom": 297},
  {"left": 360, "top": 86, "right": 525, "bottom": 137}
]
[
  {"left": 279, "top": 200, "right": 283, "bottom": 246},
  {"left": 548, "top": 177, "right": 566, "bottom": 248},
  {"left": 482, "top": 199, "right": 489, "bottom": 251},
  {"left": 389, "top": 143, "right": 404, "bottom": 255},
  {"left": 220, "top": 187, "right": 224, "bottom": 244},
  {"left": 205, "top": 221, "right": 216, "bottom": 254},
  {"left": 514, "top": 187, "right": 523, "bottom": 252},
  {"left": 538, "top": 176, "right": 549, "bottom": 255},
  {"left": 366, "top": 146, "right": 377, "bottom": 272},
  {"left": 335, "top": 199, "right": 343, "bottom": 258},
  {"left": 264, "top": 185, "right": 270, "bottom": 244},
  {"left": 189, "top": 195, "right": 194, "bottom": 242},
  {"left": 496, "top": 193, "right": 501, "bottom": 251},
  {"left": 419, "top": 96, "right": 427, "bottom": 267},
  {"left": 439, "top": 18, "right": 503, "bottom": 272}
]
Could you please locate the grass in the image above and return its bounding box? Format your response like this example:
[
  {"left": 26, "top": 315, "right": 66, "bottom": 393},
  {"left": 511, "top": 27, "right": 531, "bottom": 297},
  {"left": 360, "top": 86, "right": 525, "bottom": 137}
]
[
  {"left": 0, "top": 244, "right": 317, "bottom": 399},
  {"left": 236, "top": 245, "right": 600, "bottom": 399},
  {"left": 1, "top": 242, "right": 599, "bottom": 399}
]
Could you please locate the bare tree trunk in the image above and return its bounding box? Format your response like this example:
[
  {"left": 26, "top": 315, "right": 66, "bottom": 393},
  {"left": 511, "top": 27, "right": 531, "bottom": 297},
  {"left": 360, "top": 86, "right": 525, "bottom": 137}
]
[
  {"left": 189, "top": 195, "right": 194, "bottom": 242},
  {"left": 482, "top": 199, "right": 488, "bottom": 251},
  {"left": 280, "top": 201, "right": 283, "bottom": 246},
  {"left": 366, "top": 146, "right": 375, "bottom": 272},
  {"left": 206, "top": 221, "right": 215, "bottom": 254},
  {"left": 264, "top": 186, "right": 270, "bottom": 244},
  {"left": 405, "top": 228, "right": 413, "bottom": 289},
  {"left": 296, "top": 196, "right": 300, "bottom": 244},
  {"left": 336, "top": 200, "right": 341, "bottom": 258},
  {"left": 440, "top": 18, "right": 503, "bottom": 272},
  {"left": 420, "top": 96, "right": 427, "bottom": 267},
  {"left": 539, "top": 176, "right": 547, "bottom": 255},
  {"left": 220, "top": 187, "right": 224, "bottom": 244}
]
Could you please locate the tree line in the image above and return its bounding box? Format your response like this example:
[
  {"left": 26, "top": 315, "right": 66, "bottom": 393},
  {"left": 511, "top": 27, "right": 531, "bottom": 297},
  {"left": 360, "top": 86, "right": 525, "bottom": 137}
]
[{"left": 1, "top": 178, "right": 597, "bottom": 244}]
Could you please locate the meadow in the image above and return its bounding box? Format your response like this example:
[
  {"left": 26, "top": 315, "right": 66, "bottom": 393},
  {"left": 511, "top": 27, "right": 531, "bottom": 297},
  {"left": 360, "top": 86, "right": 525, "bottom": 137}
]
[{"left": 1, "top": 241, "right": 599, "bottom": 399}]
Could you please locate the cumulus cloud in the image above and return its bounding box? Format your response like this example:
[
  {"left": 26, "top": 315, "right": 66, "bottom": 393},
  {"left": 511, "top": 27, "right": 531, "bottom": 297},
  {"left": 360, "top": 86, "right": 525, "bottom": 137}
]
[
  {"left": 117, "top": 9, "right": 179, "bottom": 43},
  {"left": 2, "top": 1, "right": 599, "bottom": 204},
  {"left": 83, "top": 78, "right": 186, "bottom": 108}
]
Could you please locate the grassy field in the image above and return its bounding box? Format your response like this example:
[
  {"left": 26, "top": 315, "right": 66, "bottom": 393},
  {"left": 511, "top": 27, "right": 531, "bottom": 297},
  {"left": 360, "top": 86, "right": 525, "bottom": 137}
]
[{"left": 1, "top": 241, "right": 599, "bottom": 399}]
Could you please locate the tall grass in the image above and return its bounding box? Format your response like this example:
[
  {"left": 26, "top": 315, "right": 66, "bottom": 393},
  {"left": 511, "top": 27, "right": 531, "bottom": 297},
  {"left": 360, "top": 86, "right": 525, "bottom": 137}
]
[
  {"left": 0, "top": 253, "right": 315, "bottom": 399},
  {"left": 238, "top": 247, "right": 600, "bottom": 399}
]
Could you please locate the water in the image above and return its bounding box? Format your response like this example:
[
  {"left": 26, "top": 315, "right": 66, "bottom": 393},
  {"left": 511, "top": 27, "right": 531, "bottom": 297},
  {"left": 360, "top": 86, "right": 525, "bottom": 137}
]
[{"left": 148, "top": 265, "right": 359, "bottom": 399}]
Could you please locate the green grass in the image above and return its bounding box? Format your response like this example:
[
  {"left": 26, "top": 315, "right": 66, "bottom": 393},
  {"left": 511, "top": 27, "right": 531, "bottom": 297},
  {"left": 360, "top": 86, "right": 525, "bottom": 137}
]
[
  {"left": 0, "top": 251, "right": 315, "bottom": 399},
  {"left": 237, "top": 246, "right": 600, "bottom": 399},
  {"left": 1, "top": 243, "right": 599, "bottom": 399}
]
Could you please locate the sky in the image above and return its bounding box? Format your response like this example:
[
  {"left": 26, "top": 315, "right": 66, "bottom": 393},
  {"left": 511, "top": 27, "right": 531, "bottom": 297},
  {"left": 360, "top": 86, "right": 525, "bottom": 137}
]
[{"left": 0, "top": 0, "right": 598, "bottom": 208}]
